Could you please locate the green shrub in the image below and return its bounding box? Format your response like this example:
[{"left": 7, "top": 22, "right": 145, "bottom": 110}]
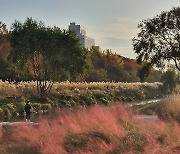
[
  {"left": 78, "top": 100, "right": 87, "bottom": 106},
  {"left": 31, "top": 103, "right": 42, "bottom": 111},
  {"left": 160, "top": 69, "right": 178, "bottom": 93},
  {"left": 41, "top": 104, "right": 52, "bottom": 110},
  {"left": 3, "top": 108, "right": 11, "bottom": 121},
  {"left": 64, "top": 100, "right": 72, "bottom": 107},
  {"left": 5, "top": 104, "right": 15, "bottom": 113},
  {"left": 15, "top": 102, "right": 25, "bottom": 117},
  {"left": 0, "top": 108, "right": 3, "bottom": 119}
]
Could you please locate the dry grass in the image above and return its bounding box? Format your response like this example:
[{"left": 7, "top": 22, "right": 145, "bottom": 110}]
[
  {"left": 0, "top": 80, "right": 162, "bottom": 99},
  {"left": 162, "top": 95, "right": 180, "bottom": 114},
  {"left": 156, "top": 95, "right": 180, "bottom": 122}
]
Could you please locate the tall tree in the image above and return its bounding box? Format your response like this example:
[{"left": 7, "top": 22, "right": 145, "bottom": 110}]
[
  {"left": 0, "top": 21, "right": 15, "bottom": 82},
  {"left": 133, "top": 7, "right": 180, "bottom": 78},
  {"left": 160, "top": 69, "right": 177, "bottom": 93},
  {"left": 0, "top": 21, "right": 10, "bottom": 58},
  {"left": 9, "top": 18, "right": 88, "bottom": 98}
]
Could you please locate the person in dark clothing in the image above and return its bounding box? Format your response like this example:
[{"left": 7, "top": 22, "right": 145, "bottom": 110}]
[{"left": 25, "top": 100, "right": 31, "bottom": 122}]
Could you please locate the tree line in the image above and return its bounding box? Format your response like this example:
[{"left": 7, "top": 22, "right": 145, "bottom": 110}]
[
  {"left": 84, "top": 47, "right": 161, "bottom": 83},
  {"left": 0, "top": 18, "right": 161, "bottom": 82},
  {"left": 1, "top": 8, "right": 180, "bottom": 98}
]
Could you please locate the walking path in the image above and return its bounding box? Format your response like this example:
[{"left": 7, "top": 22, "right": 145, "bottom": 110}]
[
  {"left": 0, "top": 122, "right": 38, "bottom": 128},
  {"left": 127, "top": 98, "right": 161, "bottom": 107}
]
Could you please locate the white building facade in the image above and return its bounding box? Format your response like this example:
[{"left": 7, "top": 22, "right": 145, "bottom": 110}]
[{"left": 69, "top": 22, "right": 95, "bottom": 49}]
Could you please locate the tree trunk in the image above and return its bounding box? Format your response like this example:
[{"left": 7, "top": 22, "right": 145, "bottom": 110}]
[{"left": 37, "top": 80, "right": 54, "bottom": 99}]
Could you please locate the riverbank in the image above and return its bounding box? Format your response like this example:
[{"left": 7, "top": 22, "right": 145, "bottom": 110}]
[
  {"left": 0, "top": 81, "right": 164, "bottom": 121},
  {"left": 135, "top": 94, "right": 180, "bottom": 122}
]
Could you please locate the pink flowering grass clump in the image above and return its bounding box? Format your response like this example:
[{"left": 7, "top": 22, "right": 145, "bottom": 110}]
[
  {"left": 0, "top": 104, "right": 180, "bottom": 154},
  {"left": 7, "top": 105, "right": 129, "bottom": 154},
  {"left": 136, "top": 119, "right": 180, "bottom": 153}
]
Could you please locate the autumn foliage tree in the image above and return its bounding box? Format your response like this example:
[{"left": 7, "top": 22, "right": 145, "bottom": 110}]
[
  {"left": 85, "top": 47, "right": 143, "bottom": 82},
  {"left": 0, "top": 21, "right": 16, "bottom": 81},
  {"left": 0, "top": 21, "right": 9, "bottom": 58}
]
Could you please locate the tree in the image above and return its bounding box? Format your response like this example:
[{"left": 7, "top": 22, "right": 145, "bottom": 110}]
[
  {"left": 146, "top": 69, "right": 162, "bottom": 83},
  {"left": 0, "top": 21, "right": 9, "bottom": 55},
  {"left": 0, "top": 21, "right": 10, "bottom": 58},
  {"left": 133, "top": 7, "right": 180, "bottom": 76},
  {"left": 9, "top": 18, "right": 88, "bottom": 98},
  {"left": 160, "top": 69, "right": 178, "bottom": 93},
  {"left": 85, "top": 69, "right": 109, "bottom": 82},
  {"left": 0, "top": 21, "right": 16, "bottom": 82},
  {"left": 137, "top": 64, "right": 151, "bottom": 82},
  {"left": 0, "top": 56, "right": 17, "bottom": 82},
  {"left": 0, "top": 21, "right": 8, "bottom": 43}
]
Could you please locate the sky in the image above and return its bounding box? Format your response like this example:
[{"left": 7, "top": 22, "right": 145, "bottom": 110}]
[{"left": 0, "top": 0, "right": 179, "bottom": 59}]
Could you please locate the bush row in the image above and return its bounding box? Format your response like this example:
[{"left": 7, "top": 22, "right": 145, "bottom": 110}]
[
  {"left": 51, "top": 87, "right": 164, "bottom": 108},
  {"left": 0, "top": 103, "right": 52, "bottom": 121}
]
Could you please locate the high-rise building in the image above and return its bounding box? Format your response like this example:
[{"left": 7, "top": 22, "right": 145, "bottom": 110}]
[{"left": 69, "top": 22, "right": 95, "bottom": 49}]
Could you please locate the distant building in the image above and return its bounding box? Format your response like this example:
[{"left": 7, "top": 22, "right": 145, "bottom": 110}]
[{"left": 69, "top": 22, "right": 95, "bottom": 49}]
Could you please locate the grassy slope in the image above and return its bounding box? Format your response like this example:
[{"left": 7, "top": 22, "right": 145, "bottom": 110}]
[
  {"left": 0, "top": 81, "right": 165, "bottom": 120},
  {"left": 0, "top": 81, "right": 163, "bottom": 105}
]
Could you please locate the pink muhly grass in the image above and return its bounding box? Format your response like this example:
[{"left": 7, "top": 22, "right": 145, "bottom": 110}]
[
  {"left": 1, "top": 103, "right": 180, "bottom": 153},
  {"left": 136, "top": 119, "right": 180, "bottom": 153},
  {"left": 10, "top": 105, "right": 129, "bottom": 153}
]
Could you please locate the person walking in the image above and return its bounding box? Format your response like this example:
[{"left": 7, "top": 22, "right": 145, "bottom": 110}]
[{"left": 25, "top": 100, "right": 31, "bottom": 122}]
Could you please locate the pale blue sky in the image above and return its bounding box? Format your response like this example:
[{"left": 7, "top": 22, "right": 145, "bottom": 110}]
[{"left": 0, "top": 0, "right": 179, "bottom": 58}]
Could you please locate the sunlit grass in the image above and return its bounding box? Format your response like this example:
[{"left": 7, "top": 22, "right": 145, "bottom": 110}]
[
  {"left": 156, "top": 95, "right": 180, "bottom": 122},
  {"left": 0, "top": 80, "right": 161, "bottom": 98}
]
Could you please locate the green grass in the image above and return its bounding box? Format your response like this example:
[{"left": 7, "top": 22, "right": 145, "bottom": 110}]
[{"left": 0, "top": 81, "right": 166, "bottom": 121}]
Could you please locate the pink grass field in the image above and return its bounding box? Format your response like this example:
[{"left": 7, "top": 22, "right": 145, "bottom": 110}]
[{"left": 0, "top": 104, "right": 180, "bottom": 154}]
